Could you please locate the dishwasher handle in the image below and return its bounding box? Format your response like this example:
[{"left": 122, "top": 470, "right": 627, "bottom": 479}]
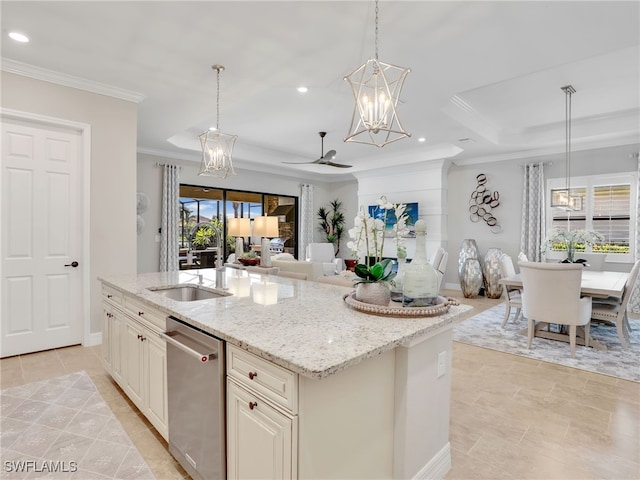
[{"left": 160, "top": 331, "right": 217, "bottom": 363}]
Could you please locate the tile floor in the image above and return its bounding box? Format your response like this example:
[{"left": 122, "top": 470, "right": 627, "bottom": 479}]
[{"left": 1, "top": 290, "right": 638, "bottom": 479}]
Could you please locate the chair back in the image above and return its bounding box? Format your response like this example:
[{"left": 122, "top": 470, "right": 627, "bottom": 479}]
[
  {"left": 306, "top": 243, "right": 336, "bottom": 263},
  {"left": 430, "top": 247, "right": 445, "bottom": 271},
  {"left": 517, "top": 251, "right": 529, "bottom": 263},
  {"left": 620, "top": 260, "right": 640, "bottom": 311},
  {"left": 519, "top": 261, "right": 587, "bottom": 326},
  {"left": 499, "top": 254, "right": 518, "bottom": 295}
]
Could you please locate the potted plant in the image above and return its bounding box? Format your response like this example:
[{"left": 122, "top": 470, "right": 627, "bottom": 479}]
[
  {"left": 346, "top": 195, "right": 410, "bottom": 305},
  {"left": 317, "top": 199, "right": 345, "bottom": 255},
  {"left": 238, "top": 251, "right": 260, "bottom": 266},
  {"left": 353, "top": 259, "right": 396, "bottom": 305}
]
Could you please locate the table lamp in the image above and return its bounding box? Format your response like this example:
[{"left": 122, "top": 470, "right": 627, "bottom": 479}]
[
  {"left": 253, "top": 216, "right": 278, "bottom": 268},
  {"left": 227, "top": 217, "right": 251, "bottom": 262}
]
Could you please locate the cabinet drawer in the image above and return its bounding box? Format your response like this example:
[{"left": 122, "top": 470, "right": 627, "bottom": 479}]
[
  {"left": 123, "top": 295, "right": 165, "bottom": 331},
  {"left": 227, "top": 345, "right": 298, "bottom": 413},
  {"left": 102, "top": 285, "right": 123, "bottom": 305}
]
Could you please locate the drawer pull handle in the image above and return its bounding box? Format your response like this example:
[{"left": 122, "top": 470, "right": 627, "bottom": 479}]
[
  {"left": 137, "top": 334, "right": 142, "bottom": 340},
  {"left": 249, "top": 401, "right": 258, "bottom": 410},
  {"left": 107, "top": 294, "right": 113, "bottom": 298},
  {"left": 249, "top": 372, "right": 258, "bottom": 380},
  {"left": 107, "top": 313, "right": 113, "bottom": 318},
  {"left": 138, "top": 311, "right": 144, "bottom": 316}
]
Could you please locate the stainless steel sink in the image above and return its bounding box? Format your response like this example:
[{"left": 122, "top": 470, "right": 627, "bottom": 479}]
[{"left": 149, "top": 285, "right": 230, "bottom": 302}]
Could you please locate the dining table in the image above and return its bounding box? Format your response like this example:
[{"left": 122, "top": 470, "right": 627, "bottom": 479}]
[{"left": 499, "top": 269, "right": 629, "bottom": 350}]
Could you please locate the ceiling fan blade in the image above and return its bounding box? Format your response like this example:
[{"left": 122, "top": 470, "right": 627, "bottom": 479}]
[
  {"left": 282, "top": 159, "right": 323, "bottom": 165},
  {"left": 326, "top": 161, "right": 352, "bottom": 168},
  {"left": 323, "top": 149, "right": 337, "bottom": 160}
]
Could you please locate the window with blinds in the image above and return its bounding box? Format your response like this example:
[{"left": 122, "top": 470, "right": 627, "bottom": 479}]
[
  {"left": 592, "top": 184, "right": 631, "bottom": 253},
  {"left": 547, "top": 173, "right": 636, "bottom": 261}
]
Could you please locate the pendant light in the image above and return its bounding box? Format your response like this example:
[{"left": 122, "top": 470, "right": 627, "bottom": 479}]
[
  {"left": 344, "top": 0, "right": 411, "bottom": 147},
  {"left": 551, "top": 85, "right": 580, "bottom": 211},
  {"left": 199, "top": 65, "right": 237, "bottom": 178}
]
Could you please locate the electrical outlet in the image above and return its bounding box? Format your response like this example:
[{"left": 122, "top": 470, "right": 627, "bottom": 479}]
[{"left": 437, "top": 351, "right": 446, "bottom": 378}]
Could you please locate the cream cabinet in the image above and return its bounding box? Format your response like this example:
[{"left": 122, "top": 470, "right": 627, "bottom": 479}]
[
  {"left": 227, "top": 345, "right": 298, "bottom": 480},
  {"left": 101, "top": 286, "right": 168, "bottom": 441}
]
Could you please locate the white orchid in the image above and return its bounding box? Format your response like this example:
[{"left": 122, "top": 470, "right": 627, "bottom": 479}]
[{"left": 348, "top": 195, "right": 410, "bottom": 265}]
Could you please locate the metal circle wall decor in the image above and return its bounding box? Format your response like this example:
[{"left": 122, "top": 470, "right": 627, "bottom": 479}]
[{"left": 469, "top": 173, "right": 502, "bottom": 233}]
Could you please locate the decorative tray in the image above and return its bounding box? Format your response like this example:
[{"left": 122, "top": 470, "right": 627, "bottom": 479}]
[{"left": 343, "top": 293, "right": 459, "bottom": 318}]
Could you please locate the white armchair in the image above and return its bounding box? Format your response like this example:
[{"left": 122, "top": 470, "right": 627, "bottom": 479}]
[
  {"left": 519, "top": 261, "right": 592, "bottom": 357},
  {"left": 306, "top": 243, "right": 342, "bottom": 276}
]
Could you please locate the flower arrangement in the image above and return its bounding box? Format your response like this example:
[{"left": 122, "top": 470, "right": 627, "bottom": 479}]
[
  {"left": 542, "top": 228, "right": 604, "bottom": 263},
  {"left": 347, "top": 195, "right": 410, "bottom": 268}
]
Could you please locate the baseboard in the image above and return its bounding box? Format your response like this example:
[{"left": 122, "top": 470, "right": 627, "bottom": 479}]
[
  {"left": 85, "top": 332, "right": 102, "bottom": 347},
  {"left": 444, "top": 282, "right": 462, "bottom": 291},
  {"left": 412, "top": 442, "right": 451, "bottom": 480}
]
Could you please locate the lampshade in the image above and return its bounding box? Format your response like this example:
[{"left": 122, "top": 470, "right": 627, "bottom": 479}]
[
  {"left": 253, "top": 216, "right": 279, "bottom": 238},
  {"left": 227, "top": 217, "right": 251, "bottom": 237}
]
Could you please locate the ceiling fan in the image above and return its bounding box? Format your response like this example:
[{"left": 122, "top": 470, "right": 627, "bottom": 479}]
[{"left": 283, "top": 132, "right": 352, "bottom": 168}]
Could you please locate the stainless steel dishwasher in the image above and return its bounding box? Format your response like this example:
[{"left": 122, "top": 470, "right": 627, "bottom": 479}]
[{"left": 160, "top": 317, "right": 226, "bottom": 480}]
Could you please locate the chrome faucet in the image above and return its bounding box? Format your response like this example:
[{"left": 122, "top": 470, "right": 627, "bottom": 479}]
[{"left": 188, "top": 222, "right": 225, "bottom": 287}]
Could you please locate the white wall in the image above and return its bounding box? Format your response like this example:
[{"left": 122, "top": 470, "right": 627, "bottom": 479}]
[
  {"left": 1, "top": 71, "right": 138, "bottom": 335},
  {"left": 136, "top": 153, "right": 358, "bottom": 272},
  {"left": 446, "top": 143, "right": 639, "bottom": 289},
  {"left": 353, "top": 160, "right": 450, "bottom": 262}
]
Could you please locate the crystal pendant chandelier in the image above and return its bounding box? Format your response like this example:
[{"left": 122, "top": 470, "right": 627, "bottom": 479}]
[
  {"left": 199, "top": 65, "right": 237, "bottom": 178},
  {"left": 551, "top": 85, "right": 581, "bottom": 211},
  {"left": 344, "top": 0, "right": 410, "bottom": 147}
]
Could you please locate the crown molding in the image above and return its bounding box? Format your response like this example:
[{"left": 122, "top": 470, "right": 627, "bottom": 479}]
[{"left": 1, "top": 57, "right": 145, "bottom": 103}]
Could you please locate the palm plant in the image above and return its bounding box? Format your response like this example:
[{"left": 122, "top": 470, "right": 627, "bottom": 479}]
[{"left": 317, "top": 198, "right": 345, "bottom": 255}]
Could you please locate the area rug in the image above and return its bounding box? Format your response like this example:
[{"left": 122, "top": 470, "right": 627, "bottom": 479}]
[
  {"left": 0, "top": 371, "right": 155, "bottom": 479},
  {"left": 453, "top": 302, "right": 640, "bottom": 383}
]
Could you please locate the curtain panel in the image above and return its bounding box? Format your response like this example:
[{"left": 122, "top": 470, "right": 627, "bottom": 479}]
[
  {"left": 520, "top": 162, "right": 546, "bottom": 262},
  {"left": 299, "top": 184, "right": 314, "bottom": 260},
  {"left": 160, "top": 164, "right": 180, "bottom": 272},
  {"left": 629, "top": 156, "right": 640, "bottom": 314}
]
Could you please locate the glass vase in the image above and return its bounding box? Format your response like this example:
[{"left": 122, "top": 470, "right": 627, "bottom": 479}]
[{"left": 403, "top": 220, "right": 439, "bottom": 307}]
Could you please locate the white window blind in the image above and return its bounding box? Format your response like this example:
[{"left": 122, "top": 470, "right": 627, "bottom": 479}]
[{"left": 547, "top": 173, "right": 637, "bottom": 262}]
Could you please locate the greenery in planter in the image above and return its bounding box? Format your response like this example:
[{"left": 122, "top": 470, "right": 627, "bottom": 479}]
[
  {"left": 354, "top": 258, "right": 396, "bottom": 284},
  {"left": 317, "top": 199, "right": 346, "bottom": 255}
]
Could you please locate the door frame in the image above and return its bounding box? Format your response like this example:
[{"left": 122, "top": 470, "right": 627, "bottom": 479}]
[{"left": 1, "top": 107, "right": 92, "bottom": 347}]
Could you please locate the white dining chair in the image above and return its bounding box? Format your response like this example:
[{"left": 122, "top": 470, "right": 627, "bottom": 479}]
[
  {"left": 590, "top": 260, "right": 640, "bottom": 350},
  {"left": 499, "top": 253, "right": 522, "bottom": 327},
  {"left": 519, "top": 261, "right": 592, "bottom": 357}
]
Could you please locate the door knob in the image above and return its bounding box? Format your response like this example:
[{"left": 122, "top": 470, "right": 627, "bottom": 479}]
[{"left": 65, "top": 261, "right": 79, "bottom": 267}]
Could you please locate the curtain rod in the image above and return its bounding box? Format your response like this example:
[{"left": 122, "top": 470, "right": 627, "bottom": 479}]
[
  {"left": 521, "top": 161, "right": 553, "bottom": 168},
  {"left": 155, "top": 162, "right": 181, "bottom": 169}
]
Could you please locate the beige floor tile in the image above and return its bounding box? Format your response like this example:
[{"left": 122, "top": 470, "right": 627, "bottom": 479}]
[
  {"left": 20, "top": 363, "right": 68, "bottom": 384},
  {"left": 0, "top": 367, "right": 25, "bottom": 389}
]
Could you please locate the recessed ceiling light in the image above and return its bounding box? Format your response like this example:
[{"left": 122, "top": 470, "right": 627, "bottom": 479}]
[
  {"left": 8, "top": 31, "right": 29, "bottom": 43},
  {"left": 417, "top": 137, "right": 426, "bottom": 143},
  {"left": 296, "top": 86, "right": 308, "bottom": 93}
]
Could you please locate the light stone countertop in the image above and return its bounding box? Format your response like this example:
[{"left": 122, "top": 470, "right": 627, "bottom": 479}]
[{"left": 99, "top": 268, "right": 473, "bottom": 379}]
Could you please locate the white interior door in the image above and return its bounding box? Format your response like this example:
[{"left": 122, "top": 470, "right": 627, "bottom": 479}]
[{"left": 1, "top": 119, "right": 83, "bottom": 357}]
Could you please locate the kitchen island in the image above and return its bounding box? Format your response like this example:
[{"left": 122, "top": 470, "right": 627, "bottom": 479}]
[{"left": 100, "top": 268, "right": 472, "bottom": 480}]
